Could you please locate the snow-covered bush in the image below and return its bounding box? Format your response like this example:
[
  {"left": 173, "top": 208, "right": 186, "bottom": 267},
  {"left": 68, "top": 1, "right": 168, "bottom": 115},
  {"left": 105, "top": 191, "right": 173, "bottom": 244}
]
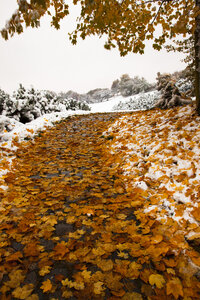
[
  {"left": 0, "top": 115, "right": 21, "bottom": 134},
  {"left": 112, "top": 91, "right": 160, "bottom": 111},
  {"left": 63, "top": 98, "right": 91, "bottom": 111},
  {"left": 155, "top": 72, "right": 192, "bottom": 109},
  {"left": 0, "top": 88, "right": 11, "bottom": 114},
  {"left": 0, "top": 85, "right": 91, "bottom": 124},
  {"left": 175, "top": 78, "right": 193, "bottom": 96}
]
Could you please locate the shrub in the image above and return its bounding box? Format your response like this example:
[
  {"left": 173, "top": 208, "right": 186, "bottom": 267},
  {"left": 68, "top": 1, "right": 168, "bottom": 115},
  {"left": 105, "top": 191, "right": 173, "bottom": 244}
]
[
  {"left": 64, "top": 98, "right": 91, "bottom": 111},
  {"left": 0, "top": 85, "right": 91, "bottom": 124},
  {"left": 112, "top": 91, "right": 160, "bottom": 111}
]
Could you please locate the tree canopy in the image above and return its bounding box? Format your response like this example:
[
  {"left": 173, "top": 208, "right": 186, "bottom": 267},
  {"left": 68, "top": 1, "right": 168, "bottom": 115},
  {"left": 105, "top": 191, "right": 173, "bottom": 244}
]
[
  {"left": 1, "top": 0, "right": 198, "bottom": 56},
  {"left": 2, "top": 0, "right": 200, "bottom": 113}
]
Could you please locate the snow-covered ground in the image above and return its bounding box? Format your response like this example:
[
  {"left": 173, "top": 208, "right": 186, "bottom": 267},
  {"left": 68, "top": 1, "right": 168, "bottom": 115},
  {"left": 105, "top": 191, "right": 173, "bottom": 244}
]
[
  {"left": 90, "top": 95, "right": 126, "bottom": 112},
  {"left": 90, "top": 91, "right": 159, "bottom": 112},
  {"left": 103, "top": 104, "right": 200, "bottom": 240}
]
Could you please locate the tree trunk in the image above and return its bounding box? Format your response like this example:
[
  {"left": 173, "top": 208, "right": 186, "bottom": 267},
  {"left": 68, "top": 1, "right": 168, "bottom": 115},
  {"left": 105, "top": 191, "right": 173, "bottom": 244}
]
[{"left": 195, "top": 0, "right": 200, "bottom": 114}]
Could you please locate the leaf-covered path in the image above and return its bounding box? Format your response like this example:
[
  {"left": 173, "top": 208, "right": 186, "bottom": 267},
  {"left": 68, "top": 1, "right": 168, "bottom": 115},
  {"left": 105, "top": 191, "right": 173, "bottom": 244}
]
[{"left": 1, "top": 112, "right": 200, "bottom": 299}]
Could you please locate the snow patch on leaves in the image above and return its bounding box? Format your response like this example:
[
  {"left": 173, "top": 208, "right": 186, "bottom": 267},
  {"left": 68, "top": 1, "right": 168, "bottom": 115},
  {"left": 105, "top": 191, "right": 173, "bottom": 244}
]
[{"left": 104, "top": 104, "right": 200, "bottom": 237}]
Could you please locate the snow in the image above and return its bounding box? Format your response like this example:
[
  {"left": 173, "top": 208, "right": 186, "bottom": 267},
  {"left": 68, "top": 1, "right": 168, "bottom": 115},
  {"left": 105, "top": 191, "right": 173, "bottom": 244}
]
[
  {"left": 103, "top": 104, "right": 200, "bottom": 232},
  {"left": 90, "top": 91, "right": 159, "bottom": 112},
  {"left": 90, "top": 95, "right": 130, "bottom": 112}
]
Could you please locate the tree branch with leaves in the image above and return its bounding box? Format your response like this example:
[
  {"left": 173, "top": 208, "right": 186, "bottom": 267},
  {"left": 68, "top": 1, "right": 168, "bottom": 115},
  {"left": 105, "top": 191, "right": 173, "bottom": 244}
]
[{"left": 1, "top": 0, "right": 200, "bottom": 112}]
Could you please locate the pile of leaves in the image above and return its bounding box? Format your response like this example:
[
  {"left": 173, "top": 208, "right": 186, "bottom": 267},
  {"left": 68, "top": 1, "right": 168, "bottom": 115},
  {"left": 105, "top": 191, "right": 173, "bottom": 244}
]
[{"left": 0, "top": 105, "right": 200, "bottom": 299}]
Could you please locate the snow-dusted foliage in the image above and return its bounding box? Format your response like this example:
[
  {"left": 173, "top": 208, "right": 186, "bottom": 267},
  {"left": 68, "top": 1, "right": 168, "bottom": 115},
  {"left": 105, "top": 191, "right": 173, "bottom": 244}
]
[
  {"left": 112, "top": 91, "right": 160, "bottom": 111},
  {"left": 86, "top": 88, "right": 114, "bottom": 103},
  {"left": 0, "top": 88, "right": 12, "bottom": 114},
  {"left": 175, "top": 78, "right": 193, "bottom": 96},
  {"left": 0, "top": 115, "right": 21, "bottom": 133},
  {"left": 63, "top": 98, "right": 91, "bottom": 111},
  {"left": 0, "top": 85, "right": 90, "bottom": 125},
  {"left": 155, "top": 73, "right": 192, "bottom": 109},
  {"left": 117, "top": 74, "right": 155, "bottom": 97}
]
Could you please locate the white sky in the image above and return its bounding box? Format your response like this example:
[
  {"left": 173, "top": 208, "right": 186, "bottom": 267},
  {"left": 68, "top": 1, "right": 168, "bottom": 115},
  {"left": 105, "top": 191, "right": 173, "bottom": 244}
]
[{"left": 0, "top": 1, "right": 186, "bottom": 94}]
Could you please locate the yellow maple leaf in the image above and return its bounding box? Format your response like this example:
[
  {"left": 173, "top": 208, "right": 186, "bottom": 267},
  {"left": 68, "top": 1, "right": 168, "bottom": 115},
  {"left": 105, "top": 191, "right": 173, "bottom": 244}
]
[
  {"left": 46, "top": 216, "right": 57, "bottom": 226},
  {"left": 166, "top": 277, "right": 183, "bottom": 299},
  {"left": 149, "top": 274, "right": 165, "bottom": 289},
  {"left": 6, "top": 269, "right": 25, "bottom": 288},
  {"left": 94, "top": 281, "right": 105, "bottom": 294},
  {"left": 81, "top": 270, "right": 92, "bottom": 281},
  {"left": 41, "top": 279, "right": 52, "bottom": 293},
  {"left": 66, "top": 216, "right": 76, "bottom": 223},
  {"left": 39, "top": 266, "right": 51, "bottom": 276},
  {"left": 61, "top": 278, "right": 74, "bottom": 288},
  {"left": 12, "top": 284, "right": 34, "bottom": 299},
  {"left": 92, "top": 247, "right": 106, "bottom": 256}
]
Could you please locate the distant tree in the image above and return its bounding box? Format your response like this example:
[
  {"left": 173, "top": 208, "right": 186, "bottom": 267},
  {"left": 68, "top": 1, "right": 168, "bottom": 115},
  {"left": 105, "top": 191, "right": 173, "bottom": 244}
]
[
  {"left": 13, "top": 83, "right": 27, "bottom": 100},
  {"left": 111, "top": 79, "right": 120, "bottom": 92},
  {"left": 1, "top": 0, "right": 200, "bottom": 112},
  {"left": 0, "top": 88, "right": 10, "bottom": 114},
  {"left": 117, "top": 74, "right": 155, "bottom": 97}
]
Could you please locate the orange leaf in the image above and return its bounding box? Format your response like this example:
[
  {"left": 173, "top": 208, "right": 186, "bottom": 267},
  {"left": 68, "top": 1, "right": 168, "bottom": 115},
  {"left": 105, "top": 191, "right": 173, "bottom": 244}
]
[
  {"left": 53, "top": 241, "right": 69, "bottom": 258},
  {"left": 41, "top": 279, "right": 52, "bottom": 293},
  {"left": 6, "top": 251, "right": 23, "bottom": 262},
  {"left": 166, "top": 277, "right": 183, "bottom": 299}
]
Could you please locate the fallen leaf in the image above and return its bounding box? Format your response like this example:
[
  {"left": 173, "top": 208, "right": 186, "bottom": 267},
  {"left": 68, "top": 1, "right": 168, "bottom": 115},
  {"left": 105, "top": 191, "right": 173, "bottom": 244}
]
[
  {"left": 12, "top": 284, "right": 34, "bottom": 299},
  {"left": 166, "top": 277, "right": 183, "bottom": 299},
  {"left": 41, "top": 279, "right": 52, "bottom": 293},
  {"left": 39, "top": 266, "right": 51, "bottom": 276},
  {"left": 93, "top": 281, "right": 105, "bottom": 294},
  {"left": 149, "top": 274, "right": 165, "bottom": 289}
]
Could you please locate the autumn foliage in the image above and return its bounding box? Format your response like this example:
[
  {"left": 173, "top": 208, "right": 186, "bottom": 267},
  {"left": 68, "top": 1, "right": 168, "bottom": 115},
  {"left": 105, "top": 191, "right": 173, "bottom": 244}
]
[
  {"left": 1, "top": 0, "right": 198, "bottom": 56},
  {"left": 0, "top": 107, "right": 200, "bottom": 299}
]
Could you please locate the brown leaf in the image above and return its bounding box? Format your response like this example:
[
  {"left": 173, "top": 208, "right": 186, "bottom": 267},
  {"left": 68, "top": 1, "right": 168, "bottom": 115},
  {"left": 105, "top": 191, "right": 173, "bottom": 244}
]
[{"left": 166, "top": 277, "right": 183, "bottom": 299}]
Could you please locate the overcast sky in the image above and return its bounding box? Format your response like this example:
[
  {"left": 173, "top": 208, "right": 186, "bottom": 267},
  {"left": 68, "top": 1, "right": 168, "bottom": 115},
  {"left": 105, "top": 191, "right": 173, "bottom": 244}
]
[{"left": 0, "top": 1, "right": 187, "bottom": 94}]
